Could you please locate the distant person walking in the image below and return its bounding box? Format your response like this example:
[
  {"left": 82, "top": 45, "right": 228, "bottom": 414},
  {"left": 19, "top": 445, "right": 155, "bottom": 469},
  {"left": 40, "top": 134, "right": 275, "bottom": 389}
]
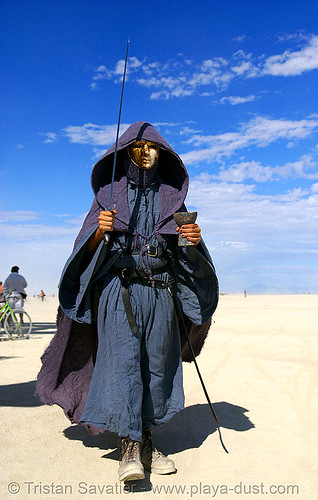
[
  {"left": 39, "top": 290, "right": 46, "bottom": 301},
  {"left": 3, "top": 267, "right": 28, "bottom": 318},
  {"left": 0, "top": 281, "right": 3, "bottom": 301}
]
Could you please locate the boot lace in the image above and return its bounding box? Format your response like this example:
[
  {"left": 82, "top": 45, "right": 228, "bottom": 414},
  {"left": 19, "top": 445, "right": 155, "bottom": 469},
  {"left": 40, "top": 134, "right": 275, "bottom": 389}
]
[
  {"left": 121, "top": 438, "right": 141, "bottom": 462},
  {"left": 142, "top": 430, "right": 164, "bottom": 459}
]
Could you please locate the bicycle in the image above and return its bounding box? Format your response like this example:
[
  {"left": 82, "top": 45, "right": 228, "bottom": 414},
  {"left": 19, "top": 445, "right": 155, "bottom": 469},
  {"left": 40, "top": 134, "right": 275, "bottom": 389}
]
[{"left": 0, "top": 295, "right": 32, "bottom": 339}]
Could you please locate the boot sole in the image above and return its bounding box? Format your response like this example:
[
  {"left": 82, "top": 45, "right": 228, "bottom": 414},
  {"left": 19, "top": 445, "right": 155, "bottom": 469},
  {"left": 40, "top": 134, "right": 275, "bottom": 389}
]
[
  {"left": 143, "top": 464, "right": 177, "bottom": 475},
  {"left": 119, "top": 469, "right": 145, "bottom": 482}
]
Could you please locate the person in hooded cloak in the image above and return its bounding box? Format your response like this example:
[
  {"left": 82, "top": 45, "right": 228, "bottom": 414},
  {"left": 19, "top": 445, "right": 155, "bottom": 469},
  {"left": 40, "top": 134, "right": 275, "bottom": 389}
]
[{"left": 36, "top": 121, "right": 218, "bottom": 482}]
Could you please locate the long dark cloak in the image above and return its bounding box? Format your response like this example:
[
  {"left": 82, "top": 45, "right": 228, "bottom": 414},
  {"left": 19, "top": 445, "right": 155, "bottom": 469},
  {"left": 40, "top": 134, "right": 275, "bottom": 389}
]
[{"left": 36, "top": 122, "right": 219, "bottom": 434}]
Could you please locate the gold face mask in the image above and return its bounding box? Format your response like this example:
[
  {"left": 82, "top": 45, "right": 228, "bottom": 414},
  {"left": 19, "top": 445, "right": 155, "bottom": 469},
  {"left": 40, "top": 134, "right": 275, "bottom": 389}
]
[{"left": 128, "top": 141, "right": 160, "bottom": 170}]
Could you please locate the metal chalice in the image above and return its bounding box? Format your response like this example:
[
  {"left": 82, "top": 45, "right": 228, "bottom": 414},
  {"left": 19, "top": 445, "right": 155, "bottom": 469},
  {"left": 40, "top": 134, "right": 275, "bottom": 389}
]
[{"left": 173, "top": 211, "right": 198, "bottom": 246}]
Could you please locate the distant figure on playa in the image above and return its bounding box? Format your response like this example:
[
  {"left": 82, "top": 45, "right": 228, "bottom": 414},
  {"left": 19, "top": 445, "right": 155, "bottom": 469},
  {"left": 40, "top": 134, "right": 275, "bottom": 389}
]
[
  {"left": 0, "top": 281, "right": 3, "bottom": 301},
  {"left": 39, "top": 290, "right": 46, "bottom": 301},
  {"left": 244, "top": 290, "right": 247, "bottom": 297},
  {"left": 3, "top": 266, "right": 28, "bottom": 320}
]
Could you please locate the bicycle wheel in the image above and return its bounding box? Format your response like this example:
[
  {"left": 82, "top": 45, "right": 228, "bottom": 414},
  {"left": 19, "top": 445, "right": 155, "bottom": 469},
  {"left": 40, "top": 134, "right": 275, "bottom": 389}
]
[{"left": 4, "top": 309, "right": 32, "bottom": 339}]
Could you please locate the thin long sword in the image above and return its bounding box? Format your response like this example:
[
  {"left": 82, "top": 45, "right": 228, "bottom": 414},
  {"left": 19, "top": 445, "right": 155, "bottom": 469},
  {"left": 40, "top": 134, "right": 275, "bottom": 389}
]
[
  {"left": 104, "top": 38, "right": 130, "bottom": 243},
  {"left": 172, "top": 291, "right": 229, "bottom": 453},
  {"left": 175, "top": 295, "right": 219, "bottom": 424}
]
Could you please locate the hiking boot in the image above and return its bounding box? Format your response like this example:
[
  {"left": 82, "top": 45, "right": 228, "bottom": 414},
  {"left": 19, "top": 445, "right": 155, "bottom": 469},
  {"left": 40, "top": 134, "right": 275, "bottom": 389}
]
[
  {"left": 118, "top": 437, "right": 145, "bottom": 482},
  {"left": 141, "top": 428, "right": 176, "bottom": 475}
]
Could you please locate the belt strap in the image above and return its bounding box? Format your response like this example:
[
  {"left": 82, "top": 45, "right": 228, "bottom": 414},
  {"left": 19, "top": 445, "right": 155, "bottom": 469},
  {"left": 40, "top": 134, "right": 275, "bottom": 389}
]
[
  {"left": 112, "top": 264, "right": 168, "bottom": 284},
  {"left": 111, "top": 265, "right": 174, "bottom": 336},
  {"left": 124, "top": 244, "right": 163, "bottom": 258}
]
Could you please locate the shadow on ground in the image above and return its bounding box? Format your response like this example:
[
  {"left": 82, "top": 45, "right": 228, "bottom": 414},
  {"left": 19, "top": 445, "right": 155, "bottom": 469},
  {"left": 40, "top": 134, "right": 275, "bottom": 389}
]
[
  {"left": 64, "top": 401, "right": 254, "bottom": 455},
  {"left": 0, "top": 355, "right": 22, "bottom": 360},
  {"left": 0, "top": 380, "right": 43, "bottom": 407},
  {"left": 63, "top": 402, "right": 254, "bottom": 491},
  {"left": 152, "top": 402, "right": 254, "bottom": 454},
  {"left": 31, "top": 322, "right": 56, "bottom": 334}
]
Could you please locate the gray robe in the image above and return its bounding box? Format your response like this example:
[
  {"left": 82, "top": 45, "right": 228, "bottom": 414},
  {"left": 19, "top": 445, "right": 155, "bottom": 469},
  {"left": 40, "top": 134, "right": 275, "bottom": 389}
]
[{"left": 36, "top": 122, "right": 219, "bottom": 439}]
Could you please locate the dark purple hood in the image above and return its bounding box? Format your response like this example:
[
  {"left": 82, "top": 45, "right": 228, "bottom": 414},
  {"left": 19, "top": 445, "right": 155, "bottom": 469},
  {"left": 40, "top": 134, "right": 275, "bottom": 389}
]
[{"left": 91, "top": 121, "right": 189, "bottom": 234}]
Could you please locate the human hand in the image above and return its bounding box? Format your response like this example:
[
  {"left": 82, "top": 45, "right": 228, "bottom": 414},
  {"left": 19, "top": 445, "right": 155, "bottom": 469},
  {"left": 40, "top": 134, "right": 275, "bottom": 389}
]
[
  {"left": 97, "top": 210, "right": 117, "bottom": 236},
  {"left": 176, "top": 223, "right": 201, "bottom": 245}
]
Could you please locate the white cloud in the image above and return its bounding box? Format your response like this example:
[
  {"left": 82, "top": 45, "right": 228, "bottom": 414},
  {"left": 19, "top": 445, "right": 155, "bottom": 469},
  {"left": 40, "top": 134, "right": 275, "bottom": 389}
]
[
  {"left": 1, "top": 240, "right": 74, "bottom": 296},
  {"left": 231, "top": 61, "right": 256, "bottom": 76},
  {"left": 63, "top": 123, "right": 131, "bottom": 146},
  {"left": 232, "top": 35, "right": 246, "bottom": 43},
  {"left": 0, "top": 223, "right": 78, "bottom": 241},
  {"left": 189, "top": 58, "right": 234, "bottom": 90},
  {"left": 186, "top": 175, "right": 318, "bottom": 292},
  {"left": 127, "top": 56, "right": 143, "bottom": 70},
  {"left": 91, "top": 146, "right": 107, "bottom": 160},
  {"left": 181, "top": 116, "right": 318, "bottom": 164},
  {"left": 92, "top": 65, "right": 112, "bottom": 81},
  {"left": 64, "top": 213, "right": 88, "bottom": 226},
  {"left": 0, "top": 210, "right": 39, "bottom": 223},
  {"left": 141, "top": 61, "right": 162, "bottom": 76},
  {"left": 2, "top": 159, "right": 318, "bottom": 295},
  {"left": 0, "top": 207, "right": 89, "bottom": 292},
  {"left": 219, "top": 95, "right": 257, "bottom": 105},
  {"left": 152, "top": 122, "right": 180, "bottom": 128},
  {"left": 151, "top": 87, "right": 194, "bottom": 100},
  {"left": 42, "top": 115, "right": 318, "bottom": 174},
  {"left": 43, "top": 121, "right": 183, "bottom": 147},
  {"left": 93, "top": 54, "right": 237, "bottom": 99},
  {"left": 137, "top": 77, "right": 162, "bottom": 88},
  {"left": 91, "top": 57, "right": 144, "bottom": 88},
  {"left": 89, "top": 35, "right": 318, "bottom": 99},
  {"left": 262, "top": 35, "right": 318, "bottom": 76},
  {"left": 179, "top": 126, "right": 203, "bottom": 136},
  {"left": 39, "top": 132, "right": 57, "bottom": 143},
  {"left": 215, "top": 155, "right": 318, "bottom": 183},
  {"left": 0, "top": 218, "right": 83, "bottom": 295},
  {"left": 277, "top": 33, "right": 308, "bottom": 43},
  {"left": 217, "top": 161, "right": 273, "bottom": 183},
  {"left": 42, "top": 116, "right": 318, "bottom": 180}
]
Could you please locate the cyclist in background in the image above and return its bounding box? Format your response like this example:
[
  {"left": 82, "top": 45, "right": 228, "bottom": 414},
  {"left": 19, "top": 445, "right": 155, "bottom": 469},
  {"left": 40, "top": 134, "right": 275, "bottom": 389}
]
[{"left": 3, "top": 266, "right": 28, "bottom": 320}]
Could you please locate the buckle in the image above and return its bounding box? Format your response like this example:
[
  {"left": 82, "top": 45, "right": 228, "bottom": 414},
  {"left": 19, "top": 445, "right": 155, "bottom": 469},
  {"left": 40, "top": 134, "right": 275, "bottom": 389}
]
[
  {"left": 146, "top": 244, "right": 159, "bottom": 257},
  {"left": 120, "top": 268, "right": 139, "bottom": 281},
  {"left": 121, "top": 268, "right": 128, "bottom": 279}
]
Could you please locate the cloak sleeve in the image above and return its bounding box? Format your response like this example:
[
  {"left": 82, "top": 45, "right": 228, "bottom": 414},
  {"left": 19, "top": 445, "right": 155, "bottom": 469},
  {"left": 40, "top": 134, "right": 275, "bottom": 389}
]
[
  {"left": 36, "top": 224, "right": 124, "bottom": 427},
  {"left": 58, "top": 226, "right": 123, "bottom": 324},
  {"left": 167, "top": 239, "right": 219, "bottom": 361}
]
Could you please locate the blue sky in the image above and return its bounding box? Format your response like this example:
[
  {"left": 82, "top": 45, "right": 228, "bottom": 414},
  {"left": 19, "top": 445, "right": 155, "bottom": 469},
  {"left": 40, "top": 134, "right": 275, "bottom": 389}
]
[{"left": 1, "top": 0, "right": 318, "bottom": 294}]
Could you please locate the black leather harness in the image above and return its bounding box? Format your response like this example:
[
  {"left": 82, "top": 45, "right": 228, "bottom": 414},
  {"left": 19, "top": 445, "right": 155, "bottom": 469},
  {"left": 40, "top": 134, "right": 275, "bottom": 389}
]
[{"left": 111, "top": 264, "right": 175, "bottom": 336}]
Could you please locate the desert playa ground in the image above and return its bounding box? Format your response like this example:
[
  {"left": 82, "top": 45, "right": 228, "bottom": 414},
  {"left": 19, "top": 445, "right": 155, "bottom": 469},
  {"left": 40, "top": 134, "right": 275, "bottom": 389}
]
[{"left": 1, "top": 294, "right": 317, "bottom": 499}]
